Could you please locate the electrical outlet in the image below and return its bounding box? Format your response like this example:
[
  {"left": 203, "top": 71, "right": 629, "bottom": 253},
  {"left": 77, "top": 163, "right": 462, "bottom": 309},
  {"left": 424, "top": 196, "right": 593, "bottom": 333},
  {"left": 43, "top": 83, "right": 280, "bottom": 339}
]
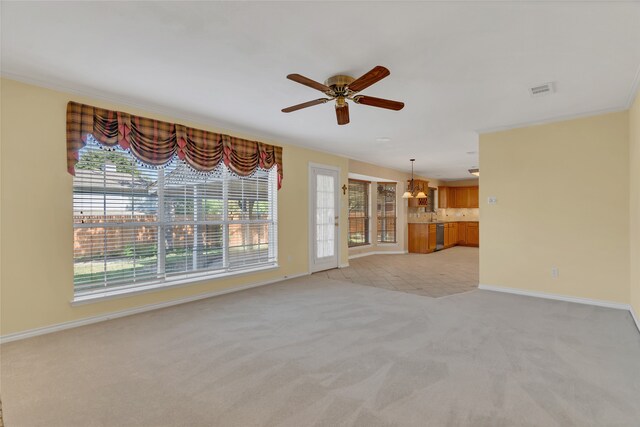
[
  {"left": 487, "top": 196, "right": 498, "bottom": 205},
  {"left": 551, "top": 267, "right": 559, "bottom": 279}
]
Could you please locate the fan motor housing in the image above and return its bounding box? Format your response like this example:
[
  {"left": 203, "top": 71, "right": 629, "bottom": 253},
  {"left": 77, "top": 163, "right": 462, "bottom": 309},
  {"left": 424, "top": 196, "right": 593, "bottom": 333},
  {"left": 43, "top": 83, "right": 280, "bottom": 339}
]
[{"left": 325, "top": 75, "right": 355, "bottom": 89}]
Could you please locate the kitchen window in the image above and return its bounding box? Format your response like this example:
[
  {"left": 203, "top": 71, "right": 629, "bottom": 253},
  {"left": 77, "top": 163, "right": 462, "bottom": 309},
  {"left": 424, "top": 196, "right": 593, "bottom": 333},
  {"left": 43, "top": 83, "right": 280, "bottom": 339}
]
[
  {"left": 73, "top": 140, "right": 277, "bottom": 300},
  {"left": 426, "top": 187, "right": 436, "bottom": 212},
  {"left": 377, "top": 182, "right": 397, "bottom": 243},
  {"left": 348, "top": 179, "right": 370, "bottom": 247}
]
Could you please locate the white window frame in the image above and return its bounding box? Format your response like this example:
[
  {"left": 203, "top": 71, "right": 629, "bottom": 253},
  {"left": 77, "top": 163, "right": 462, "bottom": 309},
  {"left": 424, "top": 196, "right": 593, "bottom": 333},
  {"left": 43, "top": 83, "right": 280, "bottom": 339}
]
[
  {"left": 376, "top": 182, "right": 397, "bottom": 244},
  {"left": 348, "top": 179, "right": 371, "bottom": 247},
  {"left": 72, "top": 143, "right": 278, "bottom": 304}
]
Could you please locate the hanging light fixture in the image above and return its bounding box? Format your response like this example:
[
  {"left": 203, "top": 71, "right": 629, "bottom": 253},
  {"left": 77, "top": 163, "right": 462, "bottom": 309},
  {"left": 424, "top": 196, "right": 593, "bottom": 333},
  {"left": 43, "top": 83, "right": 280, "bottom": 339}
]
[
  {"left": 403, "top": 159, "right": 428, "bottom": 199},
  {"left": 468, "top": 168, "right": 480, "bottom": 177}
]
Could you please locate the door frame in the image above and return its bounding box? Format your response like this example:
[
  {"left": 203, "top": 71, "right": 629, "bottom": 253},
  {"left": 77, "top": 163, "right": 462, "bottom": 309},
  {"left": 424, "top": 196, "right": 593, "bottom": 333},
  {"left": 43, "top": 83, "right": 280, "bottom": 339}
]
[{"left": 308, "top": 162, "right": 342, "bottom": 273}]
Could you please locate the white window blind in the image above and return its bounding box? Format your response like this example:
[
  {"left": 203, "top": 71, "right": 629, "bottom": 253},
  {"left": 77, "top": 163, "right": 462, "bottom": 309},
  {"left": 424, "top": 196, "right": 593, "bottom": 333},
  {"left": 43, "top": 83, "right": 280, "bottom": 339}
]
[
  {"left": 73, "top": 138, "right": 277, "bottom": 297},
  {"left": 376, "top": 183, "right": 396, "bottom": 243},
  {"left": 348, "top": 179, "right": 370, "bottom": 247}
]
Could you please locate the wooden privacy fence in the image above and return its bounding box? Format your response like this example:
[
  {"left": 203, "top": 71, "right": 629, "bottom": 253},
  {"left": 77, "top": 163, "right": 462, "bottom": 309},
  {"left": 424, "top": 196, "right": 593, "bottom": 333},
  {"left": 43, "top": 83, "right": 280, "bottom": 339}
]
[{"left": 74, "top": 215, "right": 269, "bottom": 259}]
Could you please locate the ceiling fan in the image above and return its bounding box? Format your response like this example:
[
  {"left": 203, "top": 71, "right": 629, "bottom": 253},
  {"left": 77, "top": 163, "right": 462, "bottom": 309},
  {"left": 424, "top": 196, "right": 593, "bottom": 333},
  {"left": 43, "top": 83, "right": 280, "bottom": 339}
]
[{"left": 281, "top": 65, "right": 404, "bottom": 125}]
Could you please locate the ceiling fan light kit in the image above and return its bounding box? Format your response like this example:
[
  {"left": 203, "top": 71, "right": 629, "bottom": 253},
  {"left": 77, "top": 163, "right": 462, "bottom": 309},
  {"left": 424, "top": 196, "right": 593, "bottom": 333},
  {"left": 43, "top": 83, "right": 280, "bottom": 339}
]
[{"left": 282, "top": 65, "right": 404, "bottom": 125}]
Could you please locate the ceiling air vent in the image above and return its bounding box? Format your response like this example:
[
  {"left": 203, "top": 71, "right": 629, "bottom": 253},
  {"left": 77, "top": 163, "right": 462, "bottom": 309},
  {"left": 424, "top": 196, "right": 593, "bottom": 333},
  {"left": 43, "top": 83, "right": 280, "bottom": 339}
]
[{"left": 529, "top": 82, "right": 555, "bottom": 97}]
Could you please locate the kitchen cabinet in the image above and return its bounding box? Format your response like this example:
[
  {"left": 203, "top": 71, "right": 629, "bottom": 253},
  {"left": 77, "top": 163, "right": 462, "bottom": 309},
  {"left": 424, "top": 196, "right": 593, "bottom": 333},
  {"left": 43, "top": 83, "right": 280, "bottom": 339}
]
[
  {"left": 408, "top": 223, "right": 429, "bottom": 253},
  {"left": 453, "top": 188, "right": 469, "bottom": 208},
  {"left": 468, "top": 187, "right": 479, "bottom": 208},
  {"left": 443, "top": 223, "right": 450, "bottom": 246},
  {"left": 466, "top": 222, "right": 479, "bottom": 246},
  {"left": 428, "top": 224, "right": 436, "bottom": 250},
  {"left": 407, "top": 180, "right": 429, "bottom": 207},
  {"left": 408, "top": 197, "right": 429, "bottom": 208},
  {"left": 438, "top": 186, "right": 479, "bottom": 208},
  {"left": 458, "top": 222, "right": 467, "bottom": 244},
  {"left": 452, "top": 222, "right": 458, "bottom": 245},
  {"left": 445, "top": 223, "right": 458, "bottom": 248},
  {"left": 438, "top": 186, "right": 451, "bottom": 208},
  {"left": 408, "top": 221, "right": 478, "bottom": 253}
]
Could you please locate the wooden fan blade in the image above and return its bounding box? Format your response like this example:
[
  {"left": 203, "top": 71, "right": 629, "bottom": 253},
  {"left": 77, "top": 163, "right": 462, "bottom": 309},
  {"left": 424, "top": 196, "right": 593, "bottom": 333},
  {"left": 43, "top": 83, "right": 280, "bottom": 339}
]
[
  {"left": 353, "top": 95, "right": 404, "bottom": 111},
  {"left": 347, "top": 66, "right": 390, "bottom": 92},
  {"left": 286, "top": 74, "right": 332, "bottom": 93},
  {"left": 282, "top": 98, "right": 330, "bottom": 113},
  {"left": 336, "top": 103, "right": 349, "bottom": 125}
]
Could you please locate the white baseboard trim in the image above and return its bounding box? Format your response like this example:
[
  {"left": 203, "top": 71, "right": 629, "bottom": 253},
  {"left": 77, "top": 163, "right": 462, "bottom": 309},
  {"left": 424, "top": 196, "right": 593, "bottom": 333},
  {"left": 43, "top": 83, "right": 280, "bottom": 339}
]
[
  {"left": 478, "top": 284, "right": 631, "bottom": 311},
  {"left": 338, "top": 263, "right": 350, "bottom": 269},
  {"left": 348, "top": 250, "right": 407, "bottom": 260},
  {"left": 631, "top": 306, "right": 640, "bottom": 333},
  {"left": 0, "top": 272, "right": 310, "bottom": 344}
]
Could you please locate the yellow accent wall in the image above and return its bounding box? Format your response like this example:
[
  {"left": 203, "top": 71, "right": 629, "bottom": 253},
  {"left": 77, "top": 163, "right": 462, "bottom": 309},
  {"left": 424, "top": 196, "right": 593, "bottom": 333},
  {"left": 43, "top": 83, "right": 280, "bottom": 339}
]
[
  {"left": 0, "top": 78, "right": 349, "bottom": 336},
  {"left": 479, "top": 111, "right": 630, "bottom": 304},
  {"left": 630, "top": 90, "right": 640, "bottom": 317}
]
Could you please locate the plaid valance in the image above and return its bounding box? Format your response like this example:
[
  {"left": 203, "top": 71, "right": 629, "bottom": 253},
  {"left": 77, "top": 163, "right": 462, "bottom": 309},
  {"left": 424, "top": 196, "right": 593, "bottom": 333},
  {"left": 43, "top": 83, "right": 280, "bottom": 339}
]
[{"left": 66, "top": 101, "right": 283, "bottom": 188}]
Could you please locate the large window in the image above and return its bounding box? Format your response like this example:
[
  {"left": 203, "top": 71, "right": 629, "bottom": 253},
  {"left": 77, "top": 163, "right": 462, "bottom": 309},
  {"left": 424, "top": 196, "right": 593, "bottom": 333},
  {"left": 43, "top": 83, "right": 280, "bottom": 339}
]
[
  {"left": 73, "top": 140, "right": 277, "bottom": 299},
  {"left": 348, "top": 179, "right": 370, "bottom": 247},
  {"left": 377, "top": 183, "right": 397, "bottom": 243}
]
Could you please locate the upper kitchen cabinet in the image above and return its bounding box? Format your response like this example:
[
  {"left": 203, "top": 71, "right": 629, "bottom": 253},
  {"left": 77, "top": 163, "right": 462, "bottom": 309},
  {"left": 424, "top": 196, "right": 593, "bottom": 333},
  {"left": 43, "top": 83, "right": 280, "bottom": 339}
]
[
  {"left": 453, "top": 187, "right": 469, "bottom": 208},
  {"left": 468, "top": 186, "right": 479, "bottom": 208},
  {"left": 438, "top": 186, "right": 451, "bottom": 208},
  {"left": 438, "top": 185, "right": 479, "bottom": 208},
  {"left": 407, "top": 179, "right": 430, "bottom": 207}
]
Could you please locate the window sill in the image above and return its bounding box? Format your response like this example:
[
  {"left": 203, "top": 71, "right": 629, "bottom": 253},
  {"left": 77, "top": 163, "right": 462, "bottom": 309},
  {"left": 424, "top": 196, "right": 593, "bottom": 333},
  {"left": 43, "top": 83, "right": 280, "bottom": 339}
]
[
  {"left": 71, "top": 264, "right": 279, "bottom": 306},
  {"left": 376, "top": 243, "right": 399, "bottom": 247}
]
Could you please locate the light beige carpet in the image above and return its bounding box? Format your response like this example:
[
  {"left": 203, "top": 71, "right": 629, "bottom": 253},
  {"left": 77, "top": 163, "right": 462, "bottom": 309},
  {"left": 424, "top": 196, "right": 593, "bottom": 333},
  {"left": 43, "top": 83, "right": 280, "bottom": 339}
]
[{"left": 1, "top": 275, "right": 639, "bottom": 426}]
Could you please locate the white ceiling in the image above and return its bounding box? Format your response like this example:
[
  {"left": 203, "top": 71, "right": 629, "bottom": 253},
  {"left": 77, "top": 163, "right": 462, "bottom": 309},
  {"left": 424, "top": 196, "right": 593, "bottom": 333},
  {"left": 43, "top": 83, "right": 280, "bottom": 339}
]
[{"left": 2, "top": 1, "right": 639, "bottom": 179}]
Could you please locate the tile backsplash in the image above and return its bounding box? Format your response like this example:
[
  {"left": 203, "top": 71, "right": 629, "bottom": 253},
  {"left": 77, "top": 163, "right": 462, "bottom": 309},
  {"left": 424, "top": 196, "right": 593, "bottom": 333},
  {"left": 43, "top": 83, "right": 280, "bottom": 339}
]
[
  {"left": 438, "top": 208, "right": 479, "bottom": 220},
  {"left": 408, "top": 207, "right": 479, "bottom": 222}
]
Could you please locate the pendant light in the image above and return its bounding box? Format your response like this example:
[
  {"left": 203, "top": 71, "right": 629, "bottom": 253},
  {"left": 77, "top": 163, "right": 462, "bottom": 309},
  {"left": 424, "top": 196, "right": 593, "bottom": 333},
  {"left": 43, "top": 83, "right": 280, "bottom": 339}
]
[{"left": 403, "top": 159, "right": 428, "bottom": 199}]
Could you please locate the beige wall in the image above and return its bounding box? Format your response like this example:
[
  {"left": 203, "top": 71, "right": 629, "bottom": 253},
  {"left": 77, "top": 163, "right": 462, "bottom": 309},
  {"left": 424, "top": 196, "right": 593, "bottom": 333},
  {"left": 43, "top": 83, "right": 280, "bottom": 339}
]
[
  {"left": 0, "top": 78, "right": 349, "bottom": 336},
  {"left": 479, "top": 111, "right": 630, "bottom": 304},
  {"left": 630, "top": 90, "right": 640, "bottom": 318}
]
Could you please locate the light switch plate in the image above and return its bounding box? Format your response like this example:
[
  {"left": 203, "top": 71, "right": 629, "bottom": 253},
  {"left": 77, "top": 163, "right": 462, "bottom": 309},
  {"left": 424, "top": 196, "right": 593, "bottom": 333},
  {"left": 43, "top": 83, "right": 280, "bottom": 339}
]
[{"left": 487, "top": 196, "right": 498, "bottom": 205}]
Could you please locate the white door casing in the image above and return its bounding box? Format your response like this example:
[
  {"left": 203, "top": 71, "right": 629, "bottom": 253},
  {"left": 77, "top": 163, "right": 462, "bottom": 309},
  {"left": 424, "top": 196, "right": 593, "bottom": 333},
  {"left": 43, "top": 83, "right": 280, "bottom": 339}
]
[{"left": 309, "top": 164, "right": 340, "bottom": 272}]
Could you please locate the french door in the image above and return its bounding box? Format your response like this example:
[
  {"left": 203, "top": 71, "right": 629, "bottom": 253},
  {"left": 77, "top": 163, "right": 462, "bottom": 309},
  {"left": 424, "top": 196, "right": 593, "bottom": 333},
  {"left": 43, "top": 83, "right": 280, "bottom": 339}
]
[{"left": 309, "top": 164, "right": 340, "bottom": 272}]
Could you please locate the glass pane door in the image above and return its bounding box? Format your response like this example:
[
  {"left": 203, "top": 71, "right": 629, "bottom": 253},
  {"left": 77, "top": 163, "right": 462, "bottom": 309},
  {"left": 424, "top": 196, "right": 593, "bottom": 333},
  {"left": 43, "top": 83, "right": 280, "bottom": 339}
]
[
  {"left": 310, "top": 166, "right": 339, "bottom": 272},
  {"left": 316, "top": 173, "right": 335, "bottom": 258}
]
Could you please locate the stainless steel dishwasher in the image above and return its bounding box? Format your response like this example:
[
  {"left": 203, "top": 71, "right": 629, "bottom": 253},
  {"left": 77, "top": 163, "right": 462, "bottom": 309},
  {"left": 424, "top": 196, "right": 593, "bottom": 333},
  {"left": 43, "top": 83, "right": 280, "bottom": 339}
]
[{"left": 436, "top": 223, "right": 445, "bottom": 250}]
